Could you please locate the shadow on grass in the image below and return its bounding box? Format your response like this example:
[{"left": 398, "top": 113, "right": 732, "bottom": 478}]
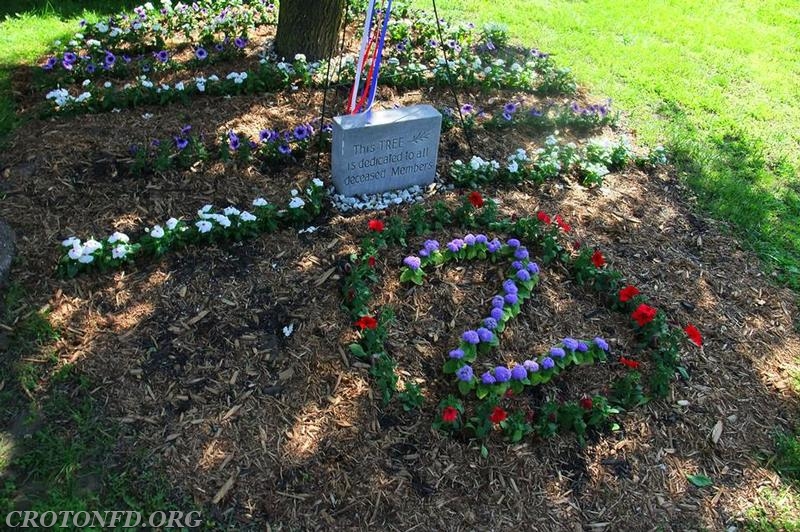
[
  {"left": 0, "top": 0, "right": 139, "bottom": 20},
  {"left": 659, "top": 100, "right": 800, "bottom": 290}
]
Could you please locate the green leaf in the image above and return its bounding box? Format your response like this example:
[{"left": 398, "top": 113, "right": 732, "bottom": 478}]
[
  {"left": 349, "top": 343, "right": 367, "bottom": 359},
  {"left": 443, "top": 359, "right": 460, "bottom": 374},
  {"left": 458, "top": 380, "right": 474, "bottom": 396},
  {"left": 476, "top": 385, "right": 489, "bottom": 399},
  {"left": 687, "top": 474, "right": 713, "bottom": 488},
  {"left": 480, "top": 445, "right": 489, "bottom": 458},
  {"left": 677, "top": 366, "right": 690, "bottom": 380}
]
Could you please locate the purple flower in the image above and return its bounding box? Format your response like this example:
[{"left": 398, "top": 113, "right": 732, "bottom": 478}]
[
  {"left": 504, "top": 293, "right": 518, "bottom": 305},
  {"left": 577, "top": 342, "right": 589, "bottom": 353},
  {"left": 175, "top": 137, "right": 188, "bottom": 150},
  {"left": 563, "top": 338, "right": 579, "bottom": 351},
  {"left": 477, "top": 328, "right": 494, "bottom": 343},
  {"left": 86, "top": 63, "right": 96, "bottom": 74},
  {"left": 481, "top": 371, "right": 496, "bottom": 385},
  {"left": 523, "top": 360, "right": 539, "bottom": 373},
  {"left": 195, "top": 47, "right": 208, "bottom": 60},
  {"left": 456, "top": 365, "right": 474, "bottom": 382},
  {"left": 494, "top": 366, "right": 511, "bottom": 383},
  {"left": 43, "top": 57, "right": 57, "bottom": 70},
  {"left": 428, "top": 39, "right": 438, "bottom": 47},
  {"left": 512, "top": 261, "right": 524, "bottom": 270},
  {"left": 403, "top": 256, "right": 421, "bottom": 270},
  {"left": 104, "top": 52, "right": 116, "bottom": 67},
  {"left": 502, "top": 111, "right": 513, "bottom": 121},
  {"left": 594, "top": 337, "right": 609, "bottom": 351},
  {"left": 228, "top": 131, "right": 240, "bottom": 150},
  {"left": 63, "top": 52, "right": 77, "bottom": 64},
  {"left": 504, "top": 102, "right": 518, "bottom": 115},
  {"left": 278, "top": 144, "right": 291, "bottom": 155},
  {"left": 462, "top": 330, "right": 480, "bottom": 345},
  {"left": 259, "top": 129, "right": 273, "bottom": 142},
  {"left": 122, "top": 54, "right": 131, "bottom": 64},
  {"left": 487, "top": 238, "right": 502, "bottom": 253},
  {"left": 461, "top": 103, "right": 473, "bottom": 114},
  {"left": 214, "top": 43, "right": 225, "bottom": 52},
  {"left": 516, "top": 269, "right": 531, "bottom": 282},
  {"left": 449, "top": 348, "right": 464, "bottom": 359},
  {"left": 503, "top": 279, "right": 518, "bottom": 294},
  {"left": 527, "top": 262, "right": 540, "bottom": 274},
  {"left": 507, "top": 238, "right": 521, "bottom": 248},
  {"left": 180, "top": 124, "right": 192, "bottom": 135},
  {"left": 483, "top": 317, "right": 498, "bottom": 330},
  {"left": 530, "top": 108, "right": 543, "bottom": 117},
  {"left": 464, "top": 234, "right": 476, "bottom": 246},
  {"left": 475, "top": 234, "right": 488, "bottom": 244},
  {"left": 550, "top": 347, "right": 566, "bottom": 358},
  {"left": 418, "top": 248, "right": 430, "bottom": 258},
  {"left": 293, "top": 125, "right": 309, "bottom": 141},
  {"left": 491, "top": 296, "right": 505, "bottom": 309},
  {"left": 234, "top": 37, "right": 247, "bottom": 49},
  {"left": 447, "top": 239, "right": 464, "bottom": 253},
  {"left": 490, "top": 307, "right": 504, "bottom": 321},
  {"left": 423, "top": 239, "right": 439, "bottom": 253},
  {"left": 511, "top": 365, "right": 527, "bottom": 380},
  {"left": 541, "top": 357, "right": 555, "bottom": 370},
  {"left": 514, "top": 247, "right": 529, "bottom": 260},
  {"left": 156, "top": 50, "right": 169, "bottom": 62}
]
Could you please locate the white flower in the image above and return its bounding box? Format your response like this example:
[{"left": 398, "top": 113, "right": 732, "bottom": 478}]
[
  {"left": 208, "top": 74, "right": 219, "bottom": 82},
  {"left": 511, "top": 62, "right": 522, "bottom": 72},
  {"left": 252, "top": 197, "right": 268, "bottom": 207},
  {"left": 294, "top": 53, "right": 306, "bottom": 62},
  {"left": 174, "top": 81, "right": 184, "bottom": 91},
  {"left": 223, "top": 206, "right": 241, "bottom": 216},
  {"left": 312, "top": 178, "right": 324, "bottom": 187},
  {"left": 62, "top": 236, "right": 80, "bottom": 247},
  {"left": 195, "top": 220, "right": 212, "bottom": 233},
  {"left": 144, "top": 2, "right": 154, "bottom": 10},
  {"left": 198, "top": 204, "right": 213, "bottom": 217},
  {"left": 214, "top": 215, "right": 232, "bottom": 228},
  {"left": 75, "top": 92, "right": 91, "bottom": 103},
  {"left": 239, "top": 211, "right": 257, "bottom": 222},
  {"left": 46, "top": 88, "right": 70, "bottom": 107},
  {"left": 290, "top": 189, "right": 299, "bottom": 197},
  {"left": 108, "top": 231, "right": 129, "bottom": 244},
  {"left": 95, "top": 22, "right": 109, "bottom": 33},
  {"left": 83, "top": 239, "right": 102, "bottom": 252},
  {"left": 68, "top": 247, "right": 82, "bottom": 260},
  {"left": 508, "top": 160, "right": 519, "bottom": 173},
  {"left": 86, "top": 39, "right": 101, "bottom": 48},
  {"left": 288, "top": 197, "right": 305, "bottom": 209},
  {"left": 298, "top": 226, "right": 317, "bottom": 234},
  {"left": 141, "top": 79, "right": 154, "bottom": 88},
  {"left": 112, "top": 245, "right": 128, "bottom": 259},
  {"left": 103, "top": 81, "right": 112, "bottom": 89},
  {"left": 109, "top": 27, "right": 121, "bottom": 38},
  {"left": 78, "top": 254, "right": 95, "bottom": 264},
  {"left": 282, "top": 323, "right": 294, "bottom": 337},
  {"left": 470, "top": 156, "right": 485, "bottom": 170},
  {"left": 165, "top": 217, "right": 179, "bottom": 230},
  {"left": 515, "top": 148, "right": 529, "bottom": 161},
  {"left": 150, "top": 225, "right": 165, "bottom": 238},
  {"left": 132, "top": 21, "right": 143, "bottom": 30},
  {"left": 82, "top": 79, "right": 91, "bottom": 87},
  {"left": 142, "top": 112, "right": 153, "bottom": 119}
]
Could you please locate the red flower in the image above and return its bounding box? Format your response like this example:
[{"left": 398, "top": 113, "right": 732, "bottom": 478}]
[
  {"left": 441, "top": 406, "right": 458, "bottom": 423},
  {"left": 355, "top": 316, "right": 378, "bottom": 330},
  {"left": 618, "top": 285, "right": 640, "bottom": 303},
  {"left": 468, "top": 191, "right": 484, "bottom": 208},
  {"left": 368, "top": 219, "right": 384, "bottom": 232},
  {"left": 504, "top": 389, "right": 514, "bottom": 398},
  {"left": 579, "top": 396, "right": 593, "bottom": 410},
  {"left": 591, "top": 249, "right": 605, "bottom": 268},
  {"left": 489, "top": 406, "right": 507, "bottom": 424},
  {"left": 684, "top": 324, "right": 703, "bottom": 347},
  {"left": 368, "top": 256, "right": 376, "bottom": 268},
  {"left": 619, "top": 356, "right": 640, "bottom": 369},
  {"left": 631, "top": 304, "right": 657, "bottom": 327},
  {"left": 537, "top": 211, "right": 551, "bottom": 225},
  {"left": 554, "top": 214, "right": 571, "bottom": 232}
]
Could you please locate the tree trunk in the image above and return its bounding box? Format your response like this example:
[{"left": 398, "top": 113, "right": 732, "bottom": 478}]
[{"left": 274, "top": 0, "right": 346, "bottom": 61}]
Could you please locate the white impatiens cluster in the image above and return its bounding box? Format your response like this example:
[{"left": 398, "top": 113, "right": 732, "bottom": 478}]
[
  {"left": 62, "top": 237, "right": 104, "bottom": 264},
  {"left": 226, "top": 71, "right": 248, "bottom": 84}
]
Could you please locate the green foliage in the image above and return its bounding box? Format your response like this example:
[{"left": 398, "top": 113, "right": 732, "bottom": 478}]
[{"left": 397, "top": 382, "right": 424, "bottom": 412}]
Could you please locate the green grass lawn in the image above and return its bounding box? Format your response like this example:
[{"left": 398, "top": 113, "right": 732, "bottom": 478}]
[{"left": 417, "top": 0, "right": 800, "bottom": 289}]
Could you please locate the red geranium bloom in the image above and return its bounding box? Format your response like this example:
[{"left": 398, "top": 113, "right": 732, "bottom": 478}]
[
  {"left": 684, "top": 324, "right": 703, "bottom": 347},
  {"left": 537, "top": 211, "right": 551, "bottom": 225},
  {"left": 489, "top": 406, "right": 507, "bottom": 424},
  {"left": 368, "top": 219, "right": 384, "bottom": 232},
  {"left": 355, "top": 316, "right": 378, "bottom": 330},
  {"left": 468, "top": 191, "right": 484, "bottom": 208},
  {"left": 618, "top": 285, "right": 640, "bottom": 303},
  {"left": 579, "top": 396, "right": 593, "bottom": 410},
  {"left": 591, "top": 249, "right": 605, "bottom": 268},
  {"left": 505, "top": 389, "right": 514, "bottom": 398},
  {"left": 368, "top": 256, "right": 376, "bottom": 267},
  {"left": 631, "top": 304, "right": 657, "bottom": 327},
  {"left": 554, "top": 214, "right": 571, "bottom": 232},
  {"left": 619, "top": 356, "right": 640, "bottom": 369},
  {"left": 441, "top": 406, "right": 459, "bottom": 423}
]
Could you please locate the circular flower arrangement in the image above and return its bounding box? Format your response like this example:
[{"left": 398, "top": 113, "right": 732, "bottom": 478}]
[{"left": 342, "top": 193, "right": 702, "bottom": 445}]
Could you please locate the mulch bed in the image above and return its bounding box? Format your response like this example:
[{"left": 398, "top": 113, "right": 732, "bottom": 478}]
[{"left": 2, "top": 33, "right": 800, "bottom": 532}]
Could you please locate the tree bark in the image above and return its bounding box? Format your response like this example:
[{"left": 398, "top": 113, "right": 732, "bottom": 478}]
[{"left": 274, "top": 0, "right": 346, "bottom": 61}]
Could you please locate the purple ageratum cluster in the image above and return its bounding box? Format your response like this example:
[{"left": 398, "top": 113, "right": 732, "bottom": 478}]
[
  {"left": 494, "top": 366, "right": 511, "bottom": 383},
  {"left": 511, "top": 365, "right": 527, "bottom": 381},
  {"left": 514, "top": 247, "right": 529, "bottom": 260},
  {"left": 475, "top": 234, "right": 488, "bottom": 244},
  {"left": 462, "top": 330, "right": 480, "bottom": 345},
  {"left": 550, "top": 347, "right": 566, "bottom": 359},
  {"left": 594, "top": 337, "right": 609, "bottom": 351},
  {"left": 490, "top": 307, "right": 503, "bottom": 321},
  {"left": 483, "top": 317, "right": 498, "bottom": 330},
  {"left": 541, "top": 356, "right": 555, "bottom": 370},
  {"left": 481, "top": 371, "right": 495, "bottom": 385},
  {"left": 562, "top": 337, "right": 580, "bottom": 351},
  {"left": 403, "top": 256, "right": 421, "bottom": 270},
  {"left": 516, "top": 269, "right": 531, "bottom": 282},
  {"left": 446, "top": 239, "right": 465, "bottom": 253},
  {"left": 464, "top": 234, "right": 476, "bottom": 246},
  {"left": 523, "top": 359, "right": 539, "bottom": 373},
  {"left": 476, "top": 327, "right": 494, "bottom": 343},
  {"left": 449, "top": 348, "right": 464, "bottom": 359},
  {"left": 527, "top": 262, "right": 540, "bottom": 275},
  {"left": 487, "top": 238, "right": 502, "bottom": 253},
  {"left": 507, "top": 238, "right": 521, "bottom": 248},
  {"left": 418, "top": 239, "right": 439, "bottom": 258},
  {"left": 456, "top": 365, "right": 474, "bottom": 382}
]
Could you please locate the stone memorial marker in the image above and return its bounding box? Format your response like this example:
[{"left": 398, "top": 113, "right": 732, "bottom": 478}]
[{"left": 331, "top": 104, "right": 442, "bottom": 196}]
